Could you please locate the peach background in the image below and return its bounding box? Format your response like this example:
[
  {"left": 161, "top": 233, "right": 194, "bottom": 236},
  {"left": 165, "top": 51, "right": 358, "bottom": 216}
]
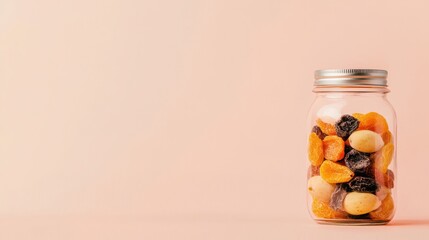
[{"left": 1, "top": 0, "right": 429, "bottom": 239}]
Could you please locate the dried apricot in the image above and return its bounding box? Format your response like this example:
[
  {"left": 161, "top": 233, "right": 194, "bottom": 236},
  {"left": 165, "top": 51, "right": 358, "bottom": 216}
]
[
  {"left": 312, "top": 199, "right": 345, "bottom": 219},
  {"left": 381, "top": 130, "right": 392, "bottom": 145},
  {"left": 374, "top": 168, "right": 394, "bottom": 189},
  {"left": 357, "top": 112, "right": 389, "bottom": 134},
  {"left": 352, "top": 113, "right": 365, "bottom": 121},
  {"left": 308, "top": 132, "right": 324, "bottom": 167},
  {"left": 320, "top": 160, "right": 354, "bottom": 183},
  {"left": 323, "top": 136, "right": 345, "bottom": 161},
  {"left": 312, "top": 125, "right": 327, "bottom": 140},
  {"left": 316, "top": 119, "right": 337, "bottom": 135},
  {"left": 369, "top": 193, "right": 394, "bottom": 220},
  {"left": 374, "top": 142, "right": 394, "bottom": 173}
]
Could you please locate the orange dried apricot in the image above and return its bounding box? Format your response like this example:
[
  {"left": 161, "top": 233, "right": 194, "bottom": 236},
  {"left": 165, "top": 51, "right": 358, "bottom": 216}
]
[
  {"left": 320, "top": 160, "right": 354, "bottom": 183},
  {"left": 374, "top": 142, "right": 394, "bottom": 173},
  {"left": 312, "top": 199, "right": 345, "bottom": 219},
  {"left": 316, "top": 119, "right": 336, "bottom": 135},
  {"left": 308, "top": 132, "right": 324, "bottom": 167},
  {"left": 369, "top": 193, "right": 394, "bottom": 220},
  {"left": 352, "top": 113, "right": 365, "bottom": 121},
  {"left": 381, "top": 130, "right": 392, "bottom": 145},
  {"left": 323, "top": 136, "right": 345, "bottom": 161},
  {"left": 357, "top": 112, "right": 389, "bottom": 134}
]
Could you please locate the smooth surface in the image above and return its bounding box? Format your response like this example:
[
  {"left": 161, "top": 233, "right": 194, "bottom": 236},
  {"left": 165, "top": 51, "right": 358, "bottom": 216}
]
[
  {"left": 0, "top": 216, "right": 428, "bottom": 240},
  {"left": 1, "top": 0, "right": 429, "bottom": 238}
]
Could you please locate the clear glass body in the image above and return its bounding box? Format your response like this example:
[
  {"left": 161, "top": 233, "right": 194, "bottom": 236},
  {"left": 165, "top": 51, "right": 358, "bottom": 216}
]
[{"left": 306, "top": 86, "right": 397, "bottom": 225}]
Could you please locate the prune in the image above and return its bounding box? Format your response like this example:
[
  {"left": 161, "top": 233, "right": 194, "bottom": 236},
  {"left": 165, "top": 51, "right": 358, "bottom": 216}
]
[
  {"left": 335, "top": 115, "right": 359, "bottom": 140},
  {"left": 312, "top": 125, "right": 327, "bottom": 140},
  {"left": 348, "top": 176, "right": 378, "bottom": 193},
  {"left": 344, "top": 149, "right": 371, "bottom": 173},
  {"left": 330, "top": 184, "right": 348, "bottom": 211},
  {"left": 348, "top": 213, "right": 371, "bottom": 219},
  {"left": 339, "top": 182, "right": 352, "bottom": 192},
  {"left": 344, "top": 145, "right": 353, "bottom": 156}
]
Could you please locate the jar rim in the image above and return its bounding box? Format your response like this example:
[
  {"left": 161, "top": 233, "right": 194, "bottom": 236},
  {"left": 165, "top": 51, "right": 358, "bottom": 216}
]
[
  {"left": 314, "top": 69, "right": 388, "bottom": 87},
  {"left": 313, "top": 86, "right": 390, "bottom": 93}
]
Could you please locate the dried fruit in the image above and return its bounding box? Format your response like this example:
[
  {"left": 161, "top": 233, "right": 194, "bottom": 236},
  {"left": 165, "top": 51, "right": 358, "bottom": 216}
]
[
  {"left": 381, "top": 131, "right": 392, "bottom": 145},
  {"left": 342, "top": 144, "right": 353, "bottom": 159},
  {"left": 320, "top": 160, "right": 354, "bottom": 183},
  {"left": 385, "top": 170, "right": 395, "bottom": 188},
  {"left": 352, "top": 113, "right": 365, "bottom": 120},
  {"left": 330, "top": 184, "right": 348, "bottom": 211},
  {"left": 348, "top": 176, "right": 378, "bottom": 193},
  {"left": 374, "top": 142, "right": 394, "bottom": 173},
  {"left": 307, "top": 165, "right": 320, "bottom": 178},
  {"left": 340, "top": 182, "right": 352, "bottom": 192},
  {"left": 357, "top": 112, "right": 389, "bottom": 134},
  {"left": 335, "top": 115, "right": 360, "bottom": 140},
  {"left": 344, "top": 149, "right": 371, "bottom": 173},
  {"left": 323, "top": 136, "right": 345, "bottom": 161},
  {"left": 308, "top": 176, "right": 336, "bottom": 203},
  {"left": 316, "top": 119, "right": 337, "bottom": 136},
  {"left": 312, "top": 199, "right": 345, "bottom": 219},
  {"left": 343, "top": 192, "right": 381, "bottom": 215},
  {"left": 308, "top": 132, "right": 324, "bottom": 167},
  {"left": 370, "top": 193, "right": 394, "bottom": 220},
  {"left": 349, "top": 130, "right": 384, "bottom": 153},
  {"left": 374, "top": 169, "right": 394, "bottom": 189},
  {"left": 348, "top": 213, "right": 371, "bottom": 219},
  {"left": 376, "top": 185, "right": 391, "bottom": 201},
  {"left": 312, "top": 125, "right": 327, "bottom": 140},
  {"left": 374, "top": 169, "right": 385, "bottom": 187}
]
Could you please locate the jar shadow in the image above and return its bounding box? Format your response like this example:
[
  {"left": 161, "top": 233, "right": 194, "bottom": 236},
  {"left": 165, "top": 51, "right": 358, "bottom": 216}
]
[{"left": 389, "top": 219, "right": 429, "bottom": 226}]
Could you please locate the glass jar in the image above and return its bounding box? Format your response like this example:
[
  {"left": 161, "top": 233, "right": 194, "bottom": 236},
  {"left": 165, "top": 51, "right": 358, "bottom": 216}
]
[{"left": 306, "top": 69, "right": 396, "bottom": 225}]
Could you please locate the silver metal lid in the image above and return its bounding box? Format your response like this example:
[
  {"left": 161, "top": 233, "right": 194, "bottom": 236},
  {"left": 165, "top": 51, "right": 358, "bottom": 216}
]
[{"left": 314, "top": 69, "right": 388, "bottom": 87}]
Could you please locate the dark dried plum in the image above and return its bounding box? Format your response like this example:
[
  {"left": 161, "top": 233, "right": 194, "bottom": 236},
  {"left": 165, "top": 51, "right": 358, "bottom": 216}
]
[
  {"left": 348, "top": 176, "right": 378, "bottom": 193},
  {"left": 339, "top": 182, "right": 352, "bottom": 192},
  {"left": 344, "top": 145, "right": 353, "bottom": 156},
  {"left": 344, "top": 149, "right": 371, "bottom": 173},
  {"left": 348, "top": 213, "right": 371, "bottom": 219},
  {"left": 330, "top": 184, "right": 348, "bottom": 211},
  {"left": 335, "top": 115, "right": 359, "bottom": 140},
  {"left": 312, "top": 125, "right": 327, "bottom": 140}
]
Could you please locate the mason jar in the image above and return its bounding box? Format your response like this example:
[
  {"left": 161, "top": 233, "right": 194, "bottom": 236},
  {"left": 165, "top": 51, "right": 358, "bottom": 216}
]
[{"left": 306, "top": 69, "right": 396, "bottom": 225}]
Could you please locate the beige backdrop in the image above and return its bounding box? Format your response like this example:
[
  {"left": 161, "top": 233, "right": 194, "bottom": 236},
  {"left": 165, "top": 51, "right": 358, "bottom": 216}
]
[{"left": 1, "top": 0, "right": 429, "bottom": 238}]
